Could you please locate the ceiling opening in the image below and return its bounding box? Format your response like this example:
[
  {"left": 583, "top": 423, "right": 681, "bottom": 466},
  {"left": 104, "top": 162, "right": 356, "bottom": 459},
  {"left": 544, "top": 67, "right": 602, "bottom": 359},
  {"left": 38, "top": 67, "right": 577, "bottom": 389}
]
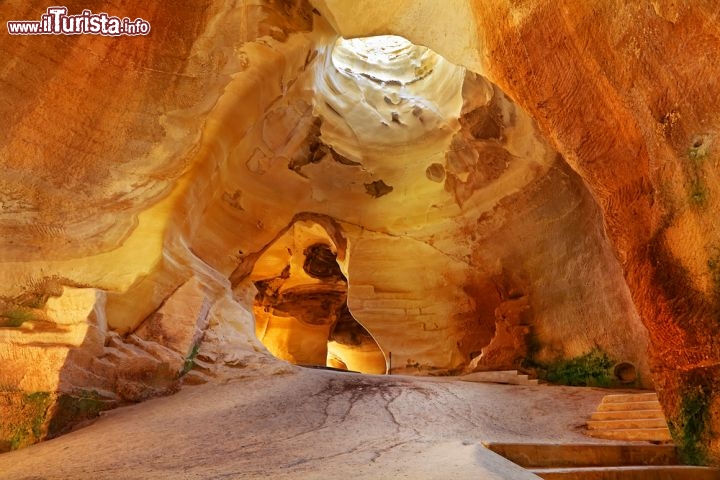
[{"left": 330, "top": 35, "right": 438, "bottom": 85}]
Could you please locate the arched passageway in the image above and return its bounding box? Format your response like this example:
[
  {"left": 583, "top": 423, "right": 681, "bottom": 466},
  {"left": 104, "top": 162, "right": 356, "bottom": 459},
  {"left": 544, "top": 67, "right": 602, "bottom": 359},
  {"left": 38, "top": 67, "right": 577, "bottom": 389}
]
[{"left": 250, "top": 220, "right": 386, "bottom": 374}]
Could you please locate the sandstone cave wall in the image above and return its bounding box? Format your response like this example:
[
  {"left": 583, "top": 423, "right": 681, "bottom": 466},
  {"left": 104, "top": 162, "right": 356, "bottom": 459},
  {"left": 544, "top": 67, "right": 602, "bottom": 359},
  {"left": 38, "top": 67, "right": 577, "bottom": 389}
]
[
  {"left": 312, "top": 0, "right": 720, "bottom": 463},
  {"left": 0, "top": 0, "right": 673, "bottom": 451}
]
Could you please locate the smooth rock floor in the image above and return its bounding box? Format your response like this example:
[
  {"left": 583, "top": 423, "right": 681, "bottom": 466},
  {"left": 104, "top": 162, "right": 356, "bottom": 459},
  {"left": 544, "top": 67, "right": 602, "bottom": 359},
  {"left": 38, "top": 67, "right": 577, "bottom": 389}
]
[{"left": 0, "top": 368, "right": 624, "bottom": 479}]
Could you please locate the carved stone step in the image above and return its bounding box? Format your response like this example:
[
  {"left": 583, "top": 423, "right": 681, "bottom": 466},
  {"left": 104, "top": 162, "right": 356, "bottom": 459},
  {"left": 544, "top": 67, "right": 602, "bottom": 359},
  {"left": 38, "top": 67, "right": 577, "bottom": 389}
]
[
  {"left": 587, "top": 418, "right": 669, "bottom": 430},
  {"left": 601, "top": 393, "right": 659, "bottom": 404},
  {"left": 482, "top": 443, "right": 679, "bottom": 468},
  {"left": 597, "top": 401, "right": 661, "bottom": 412},
  {"left": 585, "top": 427, "right": 672, "bottom": 442},
  {"left": 590, "top": 409, "right": 665, "bottom": 421},
  {"left": 531, "top": 465, "right": 720, "bottom": 480}
]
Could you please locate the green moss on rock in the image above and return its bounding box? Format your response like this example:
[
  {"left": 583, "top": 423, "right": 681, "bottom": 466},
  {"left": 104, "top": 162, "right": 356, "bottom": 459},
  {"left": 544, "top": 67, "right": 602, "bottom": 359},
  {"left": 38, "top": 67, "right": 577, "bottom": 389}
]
[
  {"left": 0, "top": 308, "right": 35, "bottom": 327},
  {"left": 0, "top": 391, "right": 52, "bottom": 452},
  {"left": 543, "top": 348, "right": 614, "bottom": 387},
  {"left": 668, "top": 386, "right": 711, "bottom": 465},
  {"left": 179, "top": 342, "right": 201, "bottom": 378},
  {"left": 47, "top": 391, "right": 115, "bottom": 438},
  {"left": 522, "top": 348, "right": 618, "bottom": 387}
]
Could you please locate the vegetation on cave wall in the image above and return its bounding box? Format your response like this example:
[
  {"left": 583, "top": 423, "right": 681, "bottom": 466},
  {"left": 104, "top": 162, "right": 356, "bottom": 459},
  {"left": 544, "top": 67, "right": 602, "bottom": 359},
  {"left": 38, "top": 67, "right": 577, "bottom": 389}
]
[
  {"left": 523, "top": 347, "right": 620, "bottom": 387},
  {"left": 1, "top": 390, "right": 117, "bottom": 452},
  {"left": 179, "top": 341, "right": 201, "bottom": 378},
  {"left": 47, "top": 391, "right": 115, "bottom": 438},
  {"left": 1, "top": 392, "right": 51, "bottom": 452},
  {"left": 546, "top": 349, "right": 614, "bottom": 387},
  {"left": 667, "top": 382, "right": 713, "bottom": 466},
  {"left": 0, "top": 307, "right": 35, "bottom": 328}
]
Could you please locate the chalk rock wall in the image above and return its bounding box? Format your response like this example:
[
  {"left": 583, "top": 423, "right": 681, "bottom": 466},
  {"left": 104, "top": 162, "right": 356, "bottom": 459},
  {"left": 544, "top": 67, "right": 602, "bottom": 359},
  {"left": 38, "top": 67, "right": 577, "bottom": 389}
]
[
  {"left": 0, "top": 0, "right": 314, "bottom": 449},
  {"left": 0, "top": 0, "right": 668, "bottom": 453}
]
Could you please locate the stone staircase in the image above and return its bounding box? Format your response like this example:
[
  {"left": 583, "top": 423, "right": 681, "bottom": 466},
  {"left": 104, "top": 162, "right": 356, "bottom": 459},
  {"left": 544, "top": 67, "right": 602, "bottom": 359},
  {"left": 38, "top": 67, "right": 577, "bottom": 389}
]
[
  {"left": 459, "top": 370, "right": 539, "bottom": 386},
  {"left": 484, "top": 442, "right": 720, "bottom": 479},
  {"left": 585, "top": 392, "right": 672, "bottom": 442}
]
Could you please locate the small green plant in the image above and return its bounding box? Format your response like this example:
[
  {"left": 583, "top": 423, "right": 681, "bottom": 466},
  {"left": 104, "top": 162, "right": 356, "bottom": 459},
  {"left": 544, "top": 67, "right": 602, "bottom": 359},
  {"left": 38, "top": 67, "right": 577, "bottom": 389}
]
[
  {"left": 47, "top": 390, "right": 113, "bottom": 438},
  {"left": 708, "top": 252, "right": 720, "bottom": 296},
  {"left": 668, "top": 386, "right": 710, "bottom": 465},
  {"left": 25, "top": 392, "right": 51, "bottom": 403},
  {"left": 179, "top": 342, "right": 201, "bottom": 377},
  {"left": 69, "top": 391, "right": 104, "bottom": 416},
  {"left": 24, "top": 392, "right": 51, "bottom": 438},
  {"left": 0, "top": 308, "right": 34, "bottom": 327},
  {"left": 689, "top": 180, "right": 708, "bottom": 206},
  {"left": 4, "top": 391, "right": 52, "bottom": 450},
  {"left": 9, "top": 430, "right": 26, "bottom": 451},
  {"left": 47, "top": 390, "right": 116, "bottom": 438},
  {"left": 545, "top": 348, "right": 613, "bottom": 387},
  {"left": 686, "top": 136, "right": 711, "bottom": 208}
]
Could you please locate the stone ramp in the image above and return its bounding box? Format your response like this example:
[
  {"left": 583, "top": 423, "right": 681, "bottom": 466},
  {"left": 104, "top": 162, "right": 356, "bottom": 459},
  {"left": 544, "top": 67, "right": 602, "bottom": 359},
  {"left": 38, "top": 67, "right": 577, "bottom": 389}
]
[
  {"left": 585, "top": 392, "right": 672, "bottom": 442},
  {"left": 459, "top": 370, "right": 539, "bottom": 386},
  {"left": 484, "top": 442, "right": 720, "bottom": 480}
]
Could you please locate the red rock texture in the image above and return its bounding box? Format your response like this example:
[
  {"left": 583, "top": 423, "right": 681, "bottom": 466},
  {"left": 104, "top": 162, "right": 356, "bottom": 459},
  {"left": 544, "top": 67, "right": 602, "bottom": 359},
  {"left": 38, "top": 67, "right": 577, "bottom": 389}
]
[{"left": 472, "top": 0, "right": 720, "bottom": 463}]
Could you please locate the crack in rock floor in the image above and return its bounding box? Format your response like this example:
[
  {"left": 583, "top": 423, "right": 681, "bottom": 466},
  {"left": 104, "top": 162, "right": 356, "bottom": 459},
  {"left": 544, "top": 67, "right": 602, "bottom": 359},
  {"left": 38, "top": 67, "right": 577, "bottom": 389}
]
[{"left": 0, "top": 368, "right": 624, "bottom": 479}]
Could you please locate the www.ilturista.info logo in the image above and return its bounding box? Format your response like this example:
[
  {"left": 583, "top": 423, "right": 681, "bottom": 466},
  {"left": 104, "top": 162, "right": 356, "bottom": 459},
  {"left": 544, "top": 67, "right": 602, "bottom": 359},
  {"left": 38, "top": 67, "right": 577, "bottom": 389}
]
[{"left": 7, "top": 6, "right": 151, "bottom": 36}]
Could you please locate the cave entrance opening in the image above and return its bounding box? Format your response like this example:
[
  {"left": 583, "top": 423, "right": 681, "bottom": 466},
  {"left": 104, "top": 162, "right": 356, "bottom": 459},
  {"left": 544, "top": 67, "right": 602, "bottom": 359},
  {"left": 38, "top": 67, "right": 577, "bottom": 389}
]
[{"left": 250, "top": 220, "right": 386, "bottom": 374}]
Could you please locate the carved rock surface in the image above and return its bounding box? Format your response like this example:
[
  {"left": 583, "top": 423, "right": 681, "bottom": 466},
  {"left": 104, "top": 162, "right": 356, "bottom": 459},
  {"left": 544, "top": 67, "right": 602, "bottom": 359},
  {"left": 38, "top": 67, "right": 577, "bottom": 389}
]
[{"left": 3, "top": 0, "right": 719, "bottom": 462}]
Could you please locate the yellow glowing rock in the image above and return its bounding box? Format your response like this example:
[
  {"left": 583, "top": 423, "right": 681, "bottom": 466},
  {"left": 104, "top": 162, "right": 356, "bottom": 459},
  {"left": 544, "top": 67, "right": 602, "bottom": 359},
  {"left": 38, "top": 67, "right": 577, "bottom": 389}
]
[
  {"left": 134, "top": 277, "right": 210, "bottom": 371},
  {"left": 0, "top": 288, "right": 98, "bottom": 392},
  {"left": 0, "top": 181, "right": 182, "bottom": 300},
  {"left": 0, "top": 2, "right": 670, "bottom": 447},
  {"left": 327, "top": 340, "right": 386, "bottom": 374},
  {"left": 256, "top": 314, "right": 333, "bottom": 365}
]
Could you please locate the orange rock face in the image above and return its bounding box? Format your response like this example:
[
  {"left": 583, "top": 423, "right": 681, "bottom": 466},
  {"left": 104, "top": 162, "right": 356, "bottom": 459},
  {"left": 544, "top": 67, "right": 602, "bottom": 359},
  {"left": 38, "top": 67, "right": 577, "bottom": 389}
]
[
  {"left": 1, "top": 0, "right": 719, "bottom": 464},
  {"left": 467, "top": 0, "right": 720, "bottom": 464}
]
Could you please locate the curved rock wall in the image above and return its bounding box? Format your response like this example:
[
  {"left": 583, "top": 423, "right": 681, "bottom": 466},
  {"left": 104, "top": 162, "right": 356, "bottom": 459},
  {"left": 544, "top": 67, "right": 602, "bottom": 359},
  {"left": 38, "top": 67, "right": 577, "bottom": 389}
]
[
  {"left": 5, "top": 0, "right": 709, "bottom": 458},
  {"left": 312, "top": 0, "right": 720, "bottom": 465},
  {"left": 471, "top": 1, "right": 720, "bottom": 464}
]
